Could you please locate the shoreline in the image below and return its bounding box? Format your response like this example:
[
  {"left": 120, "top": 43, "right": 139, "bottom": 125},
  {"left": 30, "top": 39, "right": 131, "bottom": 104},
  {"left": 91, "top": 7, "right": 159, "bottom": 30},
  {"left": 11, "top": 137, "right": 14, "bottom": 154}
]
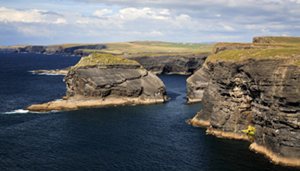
[
  {"left": 188, "top": 117, "right": 210, "bottom": 127},
  {"left": 189, "top": 119, "right": 300, "bottom": 168},
  {"left": 206, "top": 128, "right": 250, "bottom": 141},
  {"left": 27, "top": 97, "right": 165, "bottom": 112},
  {"left": 186, "top": 98, "right": 202, "bottom": 104},
  {"left": 250, "top": 143, "right": 300, "bottom": 167},
  {"left": 29, "top": 69, "right": 68, "bottom": 76}
]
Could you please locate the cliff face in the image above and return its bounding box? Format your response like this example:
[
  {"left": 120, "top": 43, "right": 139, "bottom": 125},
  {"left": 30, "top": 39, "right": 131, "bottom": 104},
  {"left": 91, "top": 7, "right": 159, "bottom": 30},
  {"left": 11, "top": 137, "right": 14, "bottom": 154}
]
[
  {"left": 193, "top": 58, "right": 300, "bottom": 166},
  {"left": 15, "top": 44, "right": 106, "bottom": 55},
  {"left": 129, "top": 55, "right": 207, "bottom": 75},
  {"left": 65, "top": 65, "right": 166, "bottom": 101},
  {"left": 27, "top": 54, "right": 167, "bottom": 112},
  {"left": 31, "top": 55, "right": 208, "bottom": 76},
  {"left": 189, "top": 37, "right": 300, "bottom": 167},
  {"left": 186, "top": 63, "right": 210, "bottom": 103},
  {"left": 187, "top": 36, "right": 300, "bottom": 102}
]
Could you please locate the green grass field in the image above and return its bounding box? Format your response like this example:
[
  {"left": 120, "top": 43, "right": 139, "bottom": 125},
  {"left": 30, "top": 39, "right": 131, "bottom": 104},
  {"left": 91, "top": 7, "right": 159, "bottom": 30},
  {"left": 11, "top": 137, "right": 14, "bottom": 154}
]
[
  {"left": 79, "top": 41, "right": 213, "bottom": 57},
  {"left": 253, "top": 36, "right": 300, "bottom": 44},
  {"left": 207, "top": 37, "right": 300, "bottom": 66},
  {"left": 73, "top": 53, "right": 140, "bottom": 68}
]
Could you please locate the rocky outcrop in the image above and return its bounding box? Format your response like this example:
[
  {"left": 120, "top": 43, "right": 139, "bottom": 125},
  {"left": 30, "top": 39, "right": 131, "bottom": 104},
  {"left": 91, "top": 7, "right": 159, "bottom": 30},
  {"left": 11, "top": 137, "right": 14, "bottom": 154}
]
[
  {"left": 30, "top": 54, "right": 208, "bottom": 76},
  {"left": 129, "top": 54, "right": 207, "bottom": 75},
  {"left": 15, "top": 44, "right": 106, "bottom": 55},
  {"left": 186, "top": 63, "right": 210, "bottom": 103},
  {"left": 27, "top": 53, "right": 167, "bottom": 112},
  {"left": 187, "top": 36, "right": 300, "bottom": 102},
  {"left": 253, "top": 36, "right": 300, "bottom": 44},
  {"left": 212, "top": 43, "right": 254, "bottom": 54},
  {"left": 189, "top": 37, "right": 300, "bottom": 167}
]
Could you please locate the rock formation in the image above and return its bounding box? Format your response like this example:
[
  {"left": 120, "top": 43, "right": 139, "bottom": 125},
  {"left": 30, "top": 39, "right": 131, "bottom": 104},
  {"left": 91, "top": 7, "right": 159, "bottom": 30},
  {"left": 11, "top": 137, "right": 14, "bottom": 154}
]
[
  {"left": 30, "top": 54, "right": 208, "bottom": 76},
  {"left": 27, "top": 53, "right": 167, "bottom": 112},
  {"left": 189, "top": 36, "right": 300, "bottom": 167},
  {"left": 129, "top": 54, "right": 207, "bottom": 75},
  {"left": 186, "top": 63, "right": 210, "bottom": 103},
  {"left": 187, "top": 36, "right": 300, "bottom": 102}
]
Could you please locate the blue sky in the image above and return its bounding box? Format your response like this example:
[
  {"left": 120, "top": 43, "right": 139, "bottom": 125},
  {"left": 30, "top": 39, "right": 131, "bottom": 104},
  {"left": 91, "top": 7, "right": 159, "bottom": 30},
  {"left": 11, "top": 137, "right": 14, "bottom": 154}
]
[{"left": 0, "top": 0, "right": 300, "bottom": 45}]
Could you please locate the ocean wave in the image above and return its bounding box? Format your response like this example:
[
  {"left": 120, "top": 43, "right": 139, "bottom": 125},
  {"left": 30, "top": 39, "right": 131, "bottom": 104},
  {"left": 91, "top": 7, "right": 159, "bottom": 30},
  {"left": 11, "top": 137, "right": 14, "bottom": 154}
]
[
  {"left": 3, "top": 109, "right": 59, "bottom": 114},
  {"left": 29, "top": 71, "right": 62, "bottom": 76},
  {"left": 36, "top": 73, "right": 62, "bottom": 76},
  {"left": 3, "top": 109, "right": 30, "bottom": 114}
]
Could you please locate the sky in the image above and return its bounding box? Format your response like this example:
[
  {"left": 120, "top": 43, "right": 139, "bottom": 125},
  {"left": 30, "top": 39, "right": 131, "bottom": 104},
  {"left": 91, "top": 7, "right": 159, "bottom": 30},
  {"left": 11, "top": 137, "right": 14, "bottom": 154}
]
[{"left": 0, "top": 0, "right": 300, "bottom": 45}]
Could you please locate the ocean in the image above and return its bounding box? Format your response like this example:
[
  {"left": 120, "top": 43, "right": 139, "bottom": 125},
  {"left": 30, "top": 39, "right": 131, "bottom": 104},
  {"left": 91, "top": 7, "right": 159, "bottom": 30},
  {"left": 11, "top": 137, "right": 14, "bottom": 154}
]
[{"left": 0, "top": 53, "right": 297, "bottom": 171}]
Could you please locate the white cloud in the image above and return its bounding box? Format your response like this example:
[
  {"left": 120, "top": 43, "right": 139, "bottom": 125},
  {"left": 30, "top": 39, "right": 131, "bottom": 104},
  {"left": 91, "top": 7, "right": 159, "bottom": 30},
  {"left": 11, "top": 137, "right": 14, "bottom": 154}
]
[
  {"left": 93, "top": 9, "right": 113, "bottom": 17},
  {"left": 148, "top": 30, "right": 164, "bottom": 36},
  {"left": 1, "top": 0, "right": 300, "bottom": 44},
  {"left": 54, "top": 18, "right": 67, "bottom": 24},
  {"left": 17, "top": 25, "right": 53, "bottom": 37},
  {"left": 222, "top": 24, "right": 235, "bottom": 31},
  {"left": 118, "top": 7, "right": 170, "bottom": 20},
  {"left": 76, "top": 7, "right": 193, "bottom": 30},
  {"left": 0, "top": 7, "right": 66, "bottom": 24}
]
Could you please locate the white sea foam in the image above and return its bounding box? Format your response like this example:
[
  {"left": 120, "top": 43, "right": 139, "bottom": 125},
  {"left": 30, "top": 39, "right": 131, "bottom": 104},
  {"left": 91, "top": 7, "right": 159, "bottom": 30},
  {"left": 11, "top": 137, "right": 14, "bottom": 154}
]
[
  {"left": 29, "top": 71, "right": 62, "bottom": 76},
  {"left": 37, "top": 73, "right": 61, "bottom": 76},
  {"left": 3, "top": 109, "right": 59, "bottom": 114},
  {"left": 28, "top": 71, "right": 63, "bottom": 76},
  {"left": 4, "top": 109, "right": 29, "bottom": 114}
]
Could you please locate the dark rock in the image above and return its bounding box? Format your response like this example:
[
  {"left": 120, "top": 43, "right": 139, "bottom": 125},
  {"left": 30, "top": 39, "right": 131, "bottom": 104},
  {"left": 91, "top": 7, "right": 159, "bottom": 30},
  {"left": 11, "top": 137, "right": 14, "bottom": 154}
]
[
  {"left": 27, "top": 54, "right": 167, "bottom": 112},
  {"left": 191, "top": 58, "right": 300, "bottom": 165},
  {"left": 129, "top": 54, "right": 207, "bottom": 75}
]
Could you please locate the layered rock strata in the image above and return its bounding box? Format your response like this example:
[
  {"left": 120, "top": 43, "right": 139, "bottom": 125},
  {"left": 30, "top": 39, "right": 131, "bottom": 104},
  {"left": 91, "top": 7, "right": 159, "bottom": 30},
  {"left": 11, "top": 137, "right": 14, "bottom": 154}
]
[
  {"left": 27, "top": 53, "right": 167, "bottom": 112},
  {"left": 129, "top": 54, "right": 207, "bottom": 75},
  {"left": 189, "top": 36, "right": 300, "bottom": 167},
  {"left": 187, "top": 36, "right": 300, "bottom": 102}
]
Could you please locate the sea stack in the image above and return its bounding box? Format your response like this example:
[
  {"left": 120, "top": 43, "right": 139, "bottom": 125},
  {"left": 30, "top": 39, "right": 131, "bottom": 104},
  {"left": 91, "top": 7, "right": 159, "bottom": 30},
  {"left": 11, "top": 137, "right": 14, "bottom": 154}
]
[
  {"left": 27, "top": 53, "right": 167, "bottom": 112},
  {"left": 188, "top": 36, "right": 300, "bottom": 167}
]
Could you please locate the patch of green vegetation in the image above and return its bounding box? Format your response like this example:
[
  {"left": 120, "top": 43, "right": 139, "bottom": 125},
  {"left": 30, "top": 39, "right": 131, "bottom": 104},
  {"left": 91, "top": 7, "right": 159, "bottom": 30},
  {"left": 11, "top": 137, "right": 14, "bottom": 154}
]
[
  {"left": 242, "top": 125, "right": 256, "bottom": 136},
  {"left": 214, "top": 42, "right": 252, "bottom": 47},
  {"left": 254, "top": 36, "right": 300, "bottom": 44},
  {"left": 73, "top": 53, "right": 140, "bottom": 68},
  {"left": 207, "top": 47, "right": 300, "bottom": 63},
  {"left": 80, "top": 49, "right": 124, "bottom": 55},
  {"left": 213, "top": 42, "right": 298, "bottom": 51},
  {"left": 132, "top": 41, "right": 210, "bottom": 49},
  {"left": 294, "top": 59, "right": 300, "bottom": 66},
  {"left": 93, "top": 41, "right": 213, "bottom": 57}
]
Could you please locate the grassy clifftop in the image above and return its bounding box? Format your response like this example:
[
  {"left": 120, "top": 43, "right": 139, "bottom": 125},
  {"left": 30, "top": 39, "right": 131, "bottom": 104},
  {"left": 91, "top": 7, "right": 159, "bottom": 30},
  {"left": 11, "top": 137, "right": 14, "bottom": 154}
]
[
  {"left": 207, "top": 36, "right": 300, "bottom": 65},
  {"left": 80, "top": 41, "right": 213, "bottom": 57},
  {"left": 208, "top": 48, "right": 300, "bottom": 62},
  {"left": 253, "top": 36, "right": 300, "bottom": 44},
  {"left": 73, "top": 53, "right": 140, "bottom": 68},
  {"left": 2, "top": 41, "right": 213, "bottom": 57}
]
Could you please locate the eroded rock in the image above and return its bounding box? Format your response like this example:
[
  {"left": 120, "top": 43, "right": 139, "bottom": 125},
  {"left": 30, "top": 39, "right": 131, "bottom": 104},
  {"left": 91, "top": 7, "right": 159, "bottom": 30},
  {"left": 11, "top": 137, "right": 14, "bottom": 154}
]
[
  {"left": 27, "top": 53, "right": 167, "bottom": 112},
  {"left": 189, "top": 37, "right": 300, "bottom": 167}
]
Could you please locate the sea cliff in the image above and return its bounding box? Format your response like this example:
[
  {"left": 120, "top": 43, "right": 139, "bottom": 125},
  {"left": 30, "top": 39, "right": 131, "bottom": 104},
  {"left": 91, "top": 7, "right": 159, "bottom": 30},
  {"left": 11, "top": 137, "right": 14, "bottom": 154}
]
[
  {"left": 27, "top": 53, "right": 167, "bottom": 112},
  {"left": 188, "top": 36, "right": 300, "bottom": 167}
]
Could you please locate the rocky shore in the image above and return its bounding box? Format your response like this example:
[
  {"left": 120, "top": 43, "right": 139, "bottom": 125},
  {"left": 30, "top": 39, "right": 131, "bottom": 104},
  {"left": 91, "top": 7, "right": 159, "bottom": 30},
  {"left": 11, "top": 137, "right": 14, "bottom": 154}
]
[
  {"left": 188, "top": 36, "right": 300, "bottom": 167},
  {"left": 27, "top": 53, "right": 167, "bottom": 112}
]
